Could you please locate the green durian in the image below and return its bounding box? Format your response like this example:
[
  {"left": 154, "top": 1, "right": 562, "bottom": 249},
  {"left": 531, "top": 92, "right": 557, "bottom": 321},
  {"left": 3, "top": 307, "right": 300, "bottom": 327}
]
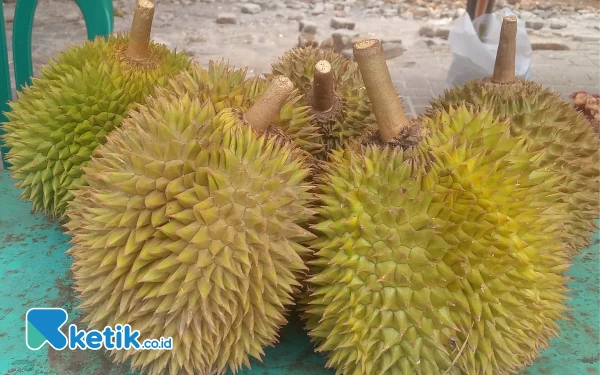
[
  {"left": 304, "top": 39, "right": 571, "bottom": 375},
  {"left": 428, "top": 15, "right": 600, "bottom": 254},
  {"left": 270, "top": 46, "right": 375, "bottom": 160},
  {"left": 167, "top": 59, "right": 318, "bottom": 157},
  {"left": 2, "top": 0, "right": 192, "bottom": 218},
  {"left": 65, "top": 75, "right": 317, "bottom": 375}
]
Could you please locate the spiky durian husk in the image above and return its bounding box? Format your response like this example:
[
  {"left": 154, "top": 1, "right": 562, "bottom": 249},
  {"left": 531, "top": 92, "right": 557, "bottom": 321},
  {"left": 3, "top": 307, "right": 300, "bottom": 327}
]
[
  {"left": 167, "top": 60, "right": 320, "bottom": 157},
  {"left": 169, "top": 59, "right": 249, "bottom": 112},
  {"left": 270, "top": 46, "right": 375, "bottom": 159},
  {"left": 2, "top": 34, "right": 192, "bottom": 218},
  {"left": 65, "top": 86, "right": 317, "bottom": 375},
  {"left": 304, "top": 105, "right": 570, "bottom": 375},
  {"left": 428, "top": 78, "right": 600, "bottom": 253},
  {"left": 162, "top": 60, "right": 320, "bottom": 271}
]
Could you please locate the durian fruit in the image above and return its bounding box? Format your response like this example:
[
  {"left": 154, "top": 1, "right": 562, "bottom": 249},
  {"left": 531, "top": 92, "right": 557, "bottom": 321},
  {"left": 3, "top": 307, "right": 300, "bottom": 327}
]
[
  {"left": 428, "top": 15, "right": 600, "bottom": 254},
  {"left": 271, "top": 46, "right": 375, "bottom": 160},
  {"left": 1, "top": 0, "right": 192, "bottom": 218},
  {"left": 304, "top": 39, "right": 571, "bottom": 375},
  {"left": 65, "top": 75, "right": 317, "bottom": 375},
  {"left": 167, "top": 59, "right": 319, "bottom": 157}
]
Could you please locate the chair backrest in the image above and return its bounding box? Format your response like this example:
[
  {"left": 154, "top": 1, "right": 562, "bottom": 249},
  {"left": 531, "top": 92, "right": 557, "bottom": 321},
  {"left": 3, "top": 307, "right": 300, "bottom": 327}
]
[{"left": 0, "top": 0, "right": 114, "bottom": 169}]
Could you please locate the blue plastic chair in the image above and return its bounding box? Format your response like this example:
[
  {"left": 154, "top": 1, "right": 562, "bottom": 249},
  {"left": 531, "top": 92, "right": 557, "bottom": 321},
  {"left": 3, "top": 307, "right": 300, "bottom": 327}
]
[{"left": 0, "top": 0, "right": 114, "bottom": 169}]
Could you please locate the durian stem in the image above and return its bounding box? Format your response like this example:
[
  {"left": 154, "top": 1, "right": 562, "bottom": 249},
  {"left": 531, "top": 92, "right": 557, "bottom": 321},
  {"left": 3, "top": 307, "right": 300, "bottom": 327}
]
[
  {"left": 313, "top": 60, "right": 334, "bottom": 112},
  {"left": 492, "top": 15, "right": 518, "bottom": 84},
  {"left": 126, "top": 0, "right": 155, "bottom": 61},
  {"left": 353, "top": 39, "right": 408, "bottom": 142},
  {"left": 245, "top": 76, "right": 294, "bottom": 133}
]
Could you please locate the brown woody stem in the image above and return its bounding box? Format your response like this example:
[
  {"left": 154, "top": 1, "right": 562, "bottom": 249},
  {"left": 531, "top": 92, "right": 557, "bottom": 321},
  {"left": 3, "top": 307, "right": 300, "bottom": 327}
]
[
  {"left": 353, "top": 39, "right": 408, "bottom": 142},
  {"left": 492, "top": 15, "right": 518, "bottom": 84},
  {"left": 313, "top": 60, "right": 334, "bottom": 112},
  {"left": 245, "top": 76, "right": 294, "bottom": 132},
  {"left": 126, "top": 0, "right": 155, "bottom": 61}
]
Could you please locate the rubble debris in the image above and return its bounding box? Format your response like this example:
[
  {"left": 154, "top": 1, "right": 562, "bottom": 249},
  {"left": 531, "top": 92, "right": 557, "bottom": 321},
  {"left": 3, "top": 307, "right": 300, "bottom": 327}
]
[
  {"left": 330, "top": 17, "right": 356, "bottom": 30},
  {"left": 216, "top": 13, "right": 237, "bottom": 24}
]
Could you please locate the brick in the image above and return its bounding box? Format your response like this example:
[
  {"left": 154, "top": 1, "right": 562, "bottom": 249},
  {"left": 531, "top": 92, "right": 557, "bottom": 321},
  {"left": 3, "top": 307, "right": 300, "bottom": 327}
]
[
  {"left": 297, "top": 33, "right": 319, "bottom": 48},
  {"left": 299, "top": 20, "right": 317, "bottom": 34},
  {"left": 216, "top": 13, "right": 237, "bottom": 24},
  {"left": 241, "top": 4, "right": 262, "bottom": 14},
  {"left": 331, "top": 29, "right": 360, "bottom": 52},
  {"left": 330, "top": 17, "right": 355, "bottom": 30}
]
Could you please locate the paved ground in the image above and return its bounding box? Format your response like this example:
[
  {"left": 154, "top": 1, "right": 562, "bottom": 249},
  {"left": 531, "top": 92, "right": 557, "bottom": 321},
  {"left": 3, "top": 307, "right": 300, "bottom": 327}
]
[{"left": 1, "top": 0, "right": 599, "bottom": 120}]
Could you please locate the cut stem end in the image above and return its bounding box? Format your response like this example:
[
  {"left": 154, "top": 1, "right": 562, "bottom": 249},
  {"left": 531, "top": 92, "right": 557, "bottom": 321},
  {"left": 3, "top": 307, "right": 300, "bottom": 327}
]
[
  {"left": 353, "top": 39, "right": 408, "bottom": 142},
  {"left": 313, "top": 60, "right": 335, "bottom": 112},
  {"left": 492, "top": 15, "right": 518, "bottom": 84},
  {"left": 245, "top": 76, "right": 295, "bottom": 132},
  {"left": 126, "top": 0, "right": 155, "bottom": 61}
]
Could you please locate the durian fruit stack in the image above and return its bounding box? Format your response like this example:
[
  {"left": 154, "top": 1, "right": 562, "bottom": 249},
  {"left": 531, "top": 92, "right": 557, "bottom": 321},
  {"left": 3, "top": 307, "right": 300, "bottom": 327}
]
[
  {"left": 1, "top": 0, "right": 596, "bottom": 372},
  {"left": 2, "top": 0, "right": 192, "bottom": 218},
  {"left": 64, "top": 57, "right": 320, "bottom": 375},
  {"left": 1, "top": 2, "right": 317, "bottom": 375},
  {"left": 302, "top": 17, "right": 598, "bottom": 375},
  {"left": 59, "top": 41, "right": 375, "bottom": 375}
]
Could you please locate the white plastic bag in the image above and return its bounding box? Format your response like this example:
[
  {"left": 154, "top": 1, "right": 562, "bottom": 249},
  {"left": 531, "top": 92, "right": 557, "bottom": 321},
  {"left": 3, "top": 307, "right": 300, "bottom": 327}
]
[{"left": 446, "top": 8, "right": 532, "bottom": 89}]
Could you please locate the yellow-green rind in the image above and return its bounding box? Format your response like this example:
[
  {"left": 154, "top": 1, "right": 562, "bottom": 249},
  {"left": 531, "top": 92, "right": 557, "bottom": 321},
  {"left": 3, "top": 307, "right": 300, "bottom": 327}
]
[
  {"left": 271, "top": 46, "right": 375, "bottom": 160},
  {"left": 166, "top": 60, "right": 320, "bottom": 158},
  {"left": 428, "top": 78, "right": 600, "bottom": 253},
  {"left": 163, "top": 60, "right": 321, "bottom": 276},
  {"left": 64, "top": 88, "right": 317, "bottom": 375},
  {"left": 2, "top": 34, "right": 192, "bottom": 218},
  {"left": 166, "top": 59, "right": 250, "bottom": 113},
  {"left": 304, "top": 105, "right": 570, "bottom": 375}
]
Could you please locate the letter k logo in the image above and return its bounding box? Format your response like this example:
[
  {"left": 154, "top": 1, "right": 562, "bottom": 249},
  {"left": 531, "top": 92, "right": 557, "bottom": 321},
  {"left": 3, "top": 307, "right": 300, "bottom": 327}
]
[{"left": 26, "top": 308, "right": 68, "bottom": 350}]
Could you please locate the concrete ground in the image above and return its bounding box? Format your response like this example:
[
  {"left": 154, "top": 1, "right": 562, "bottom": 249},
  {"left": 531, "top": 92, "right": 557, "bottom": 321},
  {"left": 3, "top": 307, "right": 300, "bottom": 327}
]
[{"left": 1, "top": 0, "right": 599, "bottom": 119}]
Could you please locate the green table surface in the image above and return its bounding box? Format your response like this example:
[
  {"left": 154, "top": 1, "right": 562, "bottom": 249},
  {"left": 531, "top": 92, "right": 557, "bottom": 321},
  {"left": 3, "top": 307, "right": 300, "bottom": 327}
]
[{"left": 0, "top": 170, "right": 598, "bottom": 375}]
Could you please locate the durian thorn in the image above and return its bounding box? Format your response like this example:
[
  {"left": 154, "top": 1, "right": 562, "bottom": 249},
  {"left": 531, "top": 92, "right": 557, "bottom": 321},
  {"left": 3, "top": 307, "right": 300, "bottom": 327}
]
[
  {"left": 353, "top": 39, "right": 408, "bottom": 142},
  {"left": 443, "top": 322, "right": 474, "bottom": 375},
  {"left": 244, "top": 75, "right": 294, "bottom": 133},
  {"left": 492, "top": 15, "right": 518, "bottom": 84},
  {"left": 126, "top": 0, "right": 155, "bottom": 61},
  {"left": 313, "top": 60, "right": 334, "bottom": 113}
]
